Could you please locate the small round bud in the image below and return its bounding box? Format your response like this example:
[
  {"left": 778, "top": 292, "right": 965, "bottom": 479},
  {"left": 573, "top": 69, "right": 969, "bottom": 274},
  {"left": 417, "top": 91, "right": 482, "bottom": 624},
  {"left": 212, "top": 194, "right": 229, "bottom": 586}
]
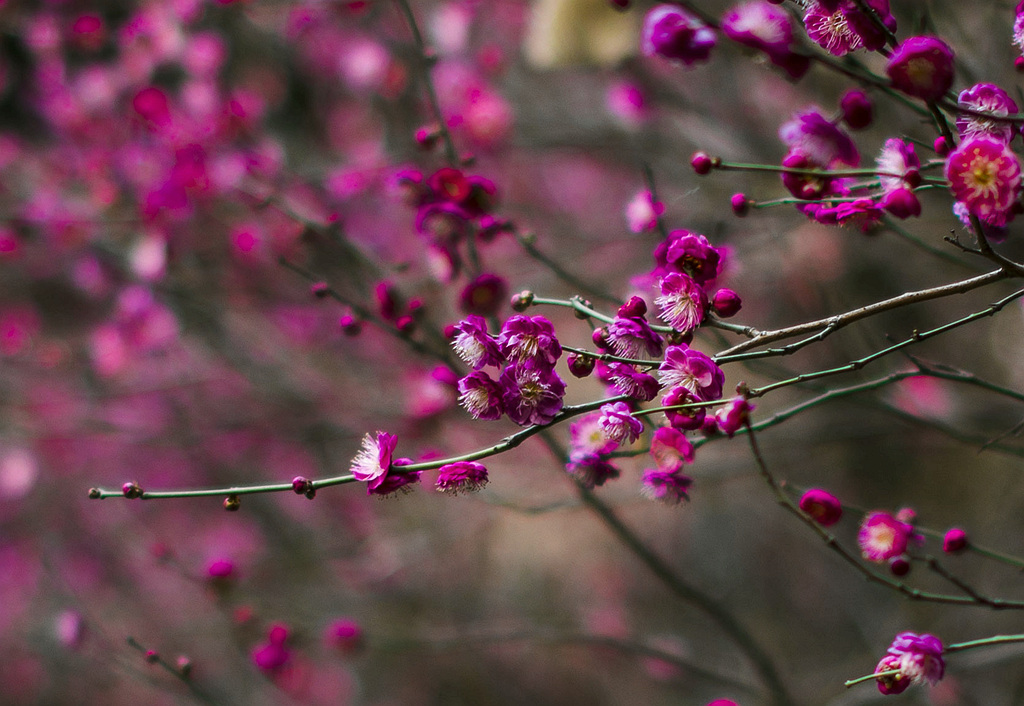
[
  {"left": 888, "top": 555, "right": 911, "bottom": 577},
  {"left": 711, "top": 289, "right": 742, "bottom": 318},
  {"left": 730, "top": 193, "right": 750, "bottom": 217},
  {"left": 942, "top": 527, "right": 968, "bottom": 553},
  {"left": 88, "top": 487, "right": 101, "bottom": 499},
  {"left": 291, "top": 476, "right": 310, "bottom": 494},
  {"left": 338, "top": 314, "right": 362, "bottom": 336},
  {"left": 510, "top": 290, "right": 534, "bottom": 312},
  {"left": 325, "top": 618, "right": 365, "bottom": 654},
  {"left": 310, "top": 282, "right": 330, "bottom": 299},
  {"left": 572, "top": 297, "right": 594, "bottom": 319},
  {"left": 617, "top": 296, "right": 647, "bottom": 319},
  {"left": 176, "top": 656, "right": 192, "bottom": 678},
  {"left": 567, "top": 353, "right": 595, "bottom": 378},
  {"left": 395, "top": 315, "right": 415, "bottom": 334},
  {"left": 122, "top": 482, "right": 143, "bottom": 499},
  {"left": 691, "top": 151, "right": 714, "bottom": 175},
  {"left": 591, "top": 327, "right": 611, "bottom": 351},
  {"left": 144, "top": 650, "right": 160, "bottom": 664},
  {"left": 414, "top": 125, "right": 440, "bottom": 149},
  {"left": 839, "top": 90, "right": 873, "bottom": 130},
  {"left": 1015, "top": 56, "right": 1024, "bottom": 73},
  {"left": 933, "top": 136, "right": 951, "bottom": 157},
  {"left": 224, "top": 495, "right": 241, "bottom": 512}
]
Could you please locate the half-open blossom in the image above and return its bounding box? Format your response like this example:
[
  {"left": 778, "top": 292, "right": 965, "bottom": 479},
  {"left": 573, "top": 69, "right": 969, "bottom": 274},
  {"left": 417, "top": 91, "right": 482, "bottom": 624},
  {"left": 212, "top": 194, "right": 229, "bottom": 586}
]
[
  {"left": 656, "top": 272, "right": 706, "bottom": 333},
  {"left": 604, "top": 362, "right": 661, "bottom": 401},
  {"left": 498, "top": 315, "right": 561, "bottom": 369},
  {"left": 780, "top": 108, "right": 860, "bottom": 167},
  {"left": 452, "top": 315, "right": 503, "bottom": 369},
  {"left": 436, "top": 461, "right": 488, "bottom": 494},
  {"left": 598, "top": 402, "right": 644, "bottom": 444},
  {"left": 650, "top": 426, "right": 695, "bottom": 471},
  {"left": 945, "top": 135, "right": 1022, "bottom": 227},
  {"left": 641, "top": 5, "right": 716, "bottom": 66},
  {"left": 858, "top": 511, "right": 912, "bottom": 562},
  {"left": 661, "top": 385, "right": 707, "bottom": 430},
  {"left": 350, "top": 431, "right": 398, "bottom": 490},
  {"left": 652, "top": 230, "right": 724, "bottom": 284},
  {"left": 659, "top": 345, "right": 725, "bottom": 401},
  {"left": 606, "top": 315, "right": 664, "bottom": 358},
  {"left": 367, "top": 463, "right": 422, "bottom": 497},
  {"left": 876, "top": 138, "right": 921, "bottom": 194},
  {"left": 956, "top": 83, "right": 1018, "bottom": 143},
  {"left": 798, "top": 489, "right": 843, "bottom": 526},
  {"left": 875, "top": 632, "right": 944, "bottom": 694},
  {"left": 711, "top": 288, "right": 742, "bottom": 318},
  {"left": 458, "top": 370, "right": 504, "bottom": 420},
  {"left": 886, "top": 37, "right": 955, "bottom": 102},
  {"left": 715, "top": 396, "right": 754, "bottom": 436},
  {"left": 500, "top": 363, "right": 566, "bottom": 426},
  {"left": 641, "top": 468, "right": 693, "bottom": 504}
]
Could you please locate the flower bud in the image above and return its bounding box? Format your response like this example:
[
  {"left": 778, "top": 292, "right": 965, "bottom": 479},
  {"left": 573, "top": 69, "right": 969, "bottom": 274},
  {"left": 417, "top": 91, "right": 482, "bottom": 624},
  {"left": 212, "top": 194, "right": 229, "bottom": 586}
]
[
  {"left": 691, "top": 151, "right": 714, "bottom": 175},
  {"left": 310, "top": 281, "right": 330, "bottom": 299},
  {"left": 567, "top": 353, "right": 595, "bottom": 378},
  {"left": 339, "top": 314, "right": 362, "bottom": 336},
  {"left": 934, "top": 136, "right": 951, "bottom": 157},
  {"left": 711, "top": 289, "right": 742, "bottom": 318},
  {"left": 730, "top": 193, "right": 750, "bottom": 217},
  {"left": 617, "top": 296, "right": 647, "bottom": 319},
  {"left": 122, "top": 482, "right": 143, "bottom": 499},
  {"left": 889, "top": 555, "right": 911, "bottom": 576},
  {"left": 510, "top": 290, "right": 534, "bottom": 312},
  {"left": 224, "top": 494, "right": 241, "bottom": 511},
  {"left": 839, "top": 90, "right": 873, "bottom": 130},
  {"left": 942, "top": 527, "right": 968, "bottom": 553}
]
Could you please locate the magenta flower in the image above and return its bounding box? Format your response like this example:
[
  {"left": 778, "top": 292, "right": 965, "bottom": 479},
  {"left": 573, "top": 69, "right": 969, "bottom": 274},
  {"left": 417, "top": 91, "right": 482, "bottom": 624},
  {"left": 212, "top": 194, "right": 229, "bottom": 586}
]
[
  {"left": 722, "top": 1, "right": 793, "bottom": 60},
  {"left": 779, "top": 108, "right": 860, "bottom": 168},
  {"left": 781, "top": 151, "right": 834, "bottom": 200},
  {"left": 660, "top": 385, "right": 707, "bottom": 431},
  {"left": 659, "top": 345, "right": 725, "bottom": 401},
  {"left": 641, "top": 5, "right": 716, "bottom": 66},
  {"left": 350, "top": 431, "right": 398, "bottom": 490},
  {"left": 945, "top": 136, "right": 1023, "bottom": 227},
  {"left": 956, "top": 83, "right": 1019, "bottom": 143},
  {"left": 876, "top": 138, "right": 921, "bottom": 194},
  {"left": 886, "top": 36, "right": 955, "bottom": 102},
  {"left": 436, "top": 461, "right": 489, "bottom": 494},
  {"left": 858, "top": 511, "right": 912, "bottom": 562},
  {"left": 625, "top": 189, "right": 664, "bottom": 233},
  {"left": 499, "top": 363, "right": 566, "bottom": 426},
  {"left": 653, "top": 230, "right": 724, "bottom": 284},
  {"left": 598, "top": 402, "right": 644, "bottom": 445},
  {"left": 452, "top": 315, "right": 504, "bottom": 369},
  {"left": 874, "top": 632, "right": 944, "bottom": 694},
  {"left": 798, "top": 489, "right": 843, "bottom": 526},
  {"left": 714, "top": 396, "right": 754, "bottom": 436},
  {"left": 804, "top": 0, "right": 896, "bottom": 56},
  {"left": 458, "top": 370, "right": 504, "bottom": 420},
  {"left": 366, "top": 464, "right": 422, "bottom": 497},
  {"left": 460, "top": 273, "right": 507, "bottom": 317},
  {"left": 656, "top": 272, "right": 706, "bottom": 333},
  {"left": 650, "top": 426, "right": 695, "bottom": 471},
  {"left": 835, "top": 198, "right": 884, "bottom": 232},
  {"left": 498, "top": 315, "right": 562, "bottom": 369},
  {"left": 604, "top": 362, "right": 661, "bottom": 401},
  {"left": 641, "top": 468, "right": 693, "bottom": 504},
  {"left": 606, "top": 314, "right": 664, "bottom": 358},
  {"left": 570, "top": 412, "right": 620, "bottom": 459},
  {"left": 566, "top": 453, "right": 621, "bottom": 489}
]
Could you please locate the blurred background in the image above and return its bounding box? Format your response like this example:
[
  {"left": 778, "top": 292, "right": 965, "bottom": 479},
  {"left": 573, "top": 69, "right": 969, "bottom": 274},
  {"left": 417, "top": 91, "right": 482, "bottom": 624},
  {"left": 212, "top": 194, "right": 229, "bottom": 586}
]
[{"left": 2, "top": 0, "right": 1024, "bottom": 704}]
